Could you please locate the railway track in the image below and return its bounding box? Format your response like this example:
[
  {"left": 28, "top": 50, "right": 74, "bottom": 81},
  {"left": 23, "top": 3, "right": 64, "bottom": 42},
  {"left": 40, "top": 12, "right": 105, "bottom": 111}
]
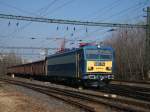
[
  {"left": 0, "top": 78, "right": 95, "bottom": 112},
  {"left": 95, "top": 84, "right": 150, "bottom": 102},
  {"left": 111, "top": 80, "right": 150, "bottom": 90},
  {"left": 112, "top": 80, "right": 150, "bottom": 85},
  {"left": 0, "top": 78, "right": 150, "bottom": 112}
]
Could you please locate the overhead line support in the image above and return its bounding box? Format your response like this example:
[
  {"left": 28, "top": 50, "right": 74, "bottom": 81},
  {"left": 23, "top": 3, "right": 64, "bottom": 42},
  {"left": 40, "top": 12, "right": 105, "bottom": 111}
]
[{"left": 0, "top": 13, "right": 146, "bottom": 28}]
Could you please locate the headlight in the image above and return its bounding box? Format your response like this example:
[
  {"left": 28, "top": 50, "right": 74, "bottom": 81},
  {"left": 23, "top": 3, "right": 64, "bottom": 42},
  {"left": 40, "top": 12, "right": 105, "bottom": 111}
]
[
  {"left": 106, "top": 67, "right": 112, "bottom": 70},
  {"left": 88, "top": 66, "right": 94, "bottom": 70}
]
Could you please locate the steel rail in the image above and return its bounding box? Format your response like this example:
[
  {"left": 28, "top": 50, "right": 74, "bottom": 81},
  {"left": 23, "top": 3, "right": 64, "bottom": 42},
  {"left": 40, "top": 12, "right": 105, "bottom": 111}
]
[
  {"left": 112, "top": 80, "right": 150, "bottom": 85},
  {"left": 0, "top": 79, "right": 95, "bottom": 112},
  {"left": 1, "top": 78, "right": 150, "bottom": 112}
]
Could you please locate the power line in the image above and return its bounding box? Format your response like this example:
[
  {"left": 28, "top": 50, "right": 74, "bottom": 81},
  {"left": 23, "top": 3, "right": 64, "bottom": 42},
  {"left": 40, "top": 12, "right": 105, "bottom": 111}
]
[
  {"left": 0, "top": 13, "right": 146, "bottom": 28},
  {"left": 0, "top": 34, "right": 85, "bottom": 41},
  {"left": 64, "top": 0, "right": 121, "bottom": 40},
  {"left": 43, "top": 0, "right": 75, "bottom": 16},
  {"left": 73, "top": 1, "right": 148, "bottom": 40},
  {"left": 81, "top": 0, "right": 121, "bottom": 20},
  {"left": 0, "top": 1, "right": 38, "bottom": 16},
  {"left": 0, "top": 52, "right": 45, "bottom": 56},
  {"left": 124, "top": 14, "right": 145, "bottom": 23},
  {"left": 0, "top": 13, "right": 145, "bottom": 43},
  {"left": 4, "top": 0, "right": 59, "bottom": 38},
  {"left": 100, "top": 1, "right": 148, "bottom": 22},
  {"left": 6, "top": 0, "right": 75, "bottom": 39},
  {"left": 92, "top": 0, "right": 122, "bottom": 20},
  {"left": 0, "top": 46, "right": 58, "bottom": 50},
  {"left": 38, "top": 0, "right": 59, "bottom": 15},
  {"left": 83, "top": 1, "right": 148, "bottom": 38},
  {"left": 19, "top": 0, "right": 74, "bottom": 31}
]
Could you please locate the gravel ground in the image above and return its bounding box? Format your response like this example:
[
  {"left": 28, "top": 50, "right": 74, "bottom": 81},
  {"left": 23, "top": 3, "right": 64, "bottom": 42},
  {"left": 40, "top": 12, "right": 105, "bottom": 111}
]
[
  {"left": 0, "top": 76, "right": 119, "bottom": 112},
  {"left": 0, "top": 81, "right": 85, "bottom": 112}
]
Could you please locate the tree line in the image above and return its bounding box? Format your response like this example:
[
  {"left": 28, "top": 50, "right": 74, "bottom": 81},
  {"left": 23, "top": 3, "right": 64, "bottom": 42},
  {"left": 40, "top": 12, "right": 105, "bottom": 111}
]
[
  {"left": 0, "top": 52, "right": 23, "bottom": 75},
  {"left": 104, "top": 27, "right": 147, "bottom": 80}
]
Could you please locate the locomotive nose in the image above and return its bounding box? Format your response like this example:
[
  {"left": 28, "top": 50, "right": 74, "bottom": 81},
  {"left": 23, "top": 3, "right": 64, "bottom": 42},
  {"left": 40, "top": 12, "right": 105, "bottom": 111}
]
[{"left": 88, "top": 66, "right": 94, "bottom": 70}]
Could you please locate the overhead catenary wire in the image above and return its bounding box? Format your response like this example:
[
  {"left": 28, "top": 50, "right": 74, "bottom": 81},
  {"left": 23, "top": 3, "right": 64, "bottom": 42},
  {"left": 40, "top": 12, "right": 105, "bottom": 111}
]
[
  {"left": 0, "top": 0, "right": 148, "bottom": 49},
  {"left": 0, "top": 1, "right": 39, "bottom": 16},
  {"left": 79, "top": 0, "right": 149, "bottom": 41},
  {"left": 64, "top": 0, "right": 122, "bottom": 41},
  {"left": 99, "top": 0, "right": 149, "bottom": 22},
  {"left": 29, "top": 0, "right": 76, "bottom": 46},
  {"left": 87, "top": 1, "right": 147, "bottom": 40},
  {"left": 63, "top": 0, "right": 142, "bottom": 43},
  {"left": 43, "top": 0, "right": 75, "bottom": 16},
  {"left": 0, "top": 46, "right": 59, "bottom": 50},
  {"left": 81, "top": 0, "right": 121, "bottom": 20},
  {"left": 0, "top": 12, "right": 146, "bottom": 47},
  {"left": 0, "top": 14, "right": 142, "bottom": 27},
  {"left": 1, "top": 0, "right": 76, "bottom": 50},
  {"left": 10, "top": 0, "right": 74, "bottom": 37},
  {"left": 0, "top": 0, "right": 58, "bottom": 33},
  {"left": 91, "top": 0, "right": 122, "bottom": 20},
  {"left": 3, "top": 0, "right": 59, "bottom": 38}
]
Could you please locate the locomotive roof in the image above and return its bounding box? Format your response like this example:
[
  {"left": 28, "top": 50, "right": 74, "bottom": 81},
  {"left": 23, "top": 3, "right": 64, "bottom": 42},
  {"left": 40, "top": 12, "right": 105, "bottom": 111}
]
[
  {"left": 83, "top": 45, "right": 113, "bottom": 50},
  {"left": 8, "top": 46, "right": 113, "bottom": 68},
  {"left": 46, "top": 45, "right": 114, "bottom": 59}
]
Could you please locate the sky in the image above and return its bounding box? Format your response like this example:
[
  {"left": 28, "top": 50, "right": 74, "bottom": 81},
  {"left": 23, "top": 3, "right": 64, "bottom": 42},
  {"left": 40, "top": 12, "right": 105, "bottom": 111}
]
[{"left": 0, "top": 0, "right": 149, "bottom": 61}]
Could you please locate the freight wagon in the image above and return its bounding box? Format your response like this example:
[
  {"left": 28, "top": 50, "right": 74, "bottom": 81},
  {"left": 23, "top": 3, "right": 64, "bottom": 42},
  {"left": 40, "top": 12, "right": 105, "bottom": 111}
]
[
  {"left": 7, "top": 60, "right": 45, "bottom": 78},
  {"left": 7, "top": 45, "right": 115, "bottom": 87}
]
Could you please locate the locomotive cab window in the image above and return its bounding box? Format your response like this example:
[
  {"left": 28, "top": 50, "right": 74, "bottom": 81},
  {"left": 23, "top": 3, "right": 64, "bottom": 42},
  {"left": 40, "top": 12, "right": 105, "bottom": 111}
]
[{"left": 85, "top": 49, "right": 112, "bottom": 60}]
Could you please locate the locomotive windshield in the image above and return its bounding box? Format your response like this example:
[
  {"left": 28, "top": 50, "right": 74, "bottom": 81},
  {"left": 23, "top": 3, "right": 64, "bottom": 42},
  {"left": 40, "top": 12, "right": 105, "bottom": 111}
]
[{"left": 85, "top": 49, "right": 112, "bottom": 60}]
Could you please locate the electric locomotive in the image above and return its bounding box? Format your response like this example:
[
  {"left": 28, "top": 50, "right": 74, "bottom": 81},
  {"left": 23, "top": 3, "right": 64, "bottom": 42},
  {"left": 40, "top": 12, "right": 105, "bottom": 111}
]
[
  {"left": 46, "top": 44, "right": 114, "bottom": 87},
  {"left": 7, "top": 44, "right": 114, "bottom": 87}
]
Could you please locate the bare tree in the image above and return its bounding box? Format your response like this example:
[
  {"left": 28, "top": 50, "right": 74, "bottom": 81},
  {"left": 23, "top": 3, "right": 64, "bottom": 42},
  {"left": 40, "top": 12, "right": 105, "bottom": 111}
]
[
  {"left": 0, "top": 52, "right": 23, "bottom": 75},
  {"left": 104, "top": 27, "right": 146, "bottom": 80}
]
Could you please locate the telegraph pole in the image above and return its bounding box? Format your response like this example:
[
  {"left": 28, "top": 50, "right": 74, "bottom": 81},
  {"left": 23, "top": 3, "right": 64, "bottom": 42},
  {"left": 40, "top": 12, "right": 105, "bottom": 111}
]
[{"left": 145, "top": 7, "right": 150, "bottom": 79}]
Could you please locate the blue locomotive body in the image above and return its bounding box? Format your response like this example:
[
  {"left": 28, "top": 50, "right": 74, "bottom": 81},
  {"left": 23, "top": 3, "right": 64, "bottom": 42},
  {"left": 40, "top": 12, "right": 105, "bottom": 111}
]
[{"left": 46, "top": 45, "right": 115, "bottom": 86}]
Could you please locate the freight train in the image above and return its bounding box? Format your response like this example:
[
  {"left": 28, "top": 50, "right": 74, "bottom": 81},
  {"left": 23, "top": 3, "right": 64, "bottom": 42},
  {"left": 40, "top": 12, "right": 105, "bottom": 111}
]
[{"left": 7, "top": 45, "right": 115, "bottom": 87}]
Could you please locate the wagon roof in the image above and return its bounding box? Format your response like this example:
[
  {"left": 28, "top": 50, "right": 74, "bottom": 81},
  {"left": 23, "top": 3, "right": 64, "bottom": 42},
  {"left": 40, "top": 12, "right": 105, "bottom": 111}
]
[{"left": 8, "top": 60, "right": 45, "bottom": 68}]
